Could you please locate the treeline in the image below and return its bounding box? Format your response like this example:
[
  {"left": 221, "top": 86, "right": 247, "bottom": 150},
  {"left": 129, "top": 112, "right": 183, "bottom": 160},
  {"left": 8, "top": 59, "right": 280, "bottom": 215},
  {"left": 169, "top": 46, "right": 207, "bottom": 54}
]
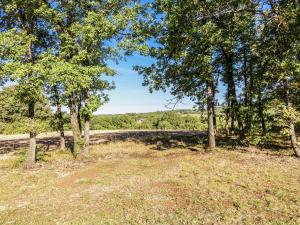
[
  {"left": 0, "top": 0, "right": 299, "bottom": 167},
  {"left": 91, "top": 112, "right": 207, "bottom": 130},
  {"left": 0, "top": 87, "right": 208, "bottom": 133}
]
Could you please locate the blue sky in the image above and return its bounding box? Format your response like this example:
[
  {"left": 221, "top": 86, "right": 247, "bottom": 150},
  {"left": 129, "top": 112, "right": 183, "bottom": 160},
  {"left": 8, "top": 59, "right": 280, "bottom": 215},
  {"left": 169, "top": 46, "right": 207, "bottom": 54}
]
[
  {"left": 97, "top": 54, "right": 195, "bottom": 114},
  {"left": 96, "top": 0, "right": 195, "bottom": 115},
  {"left": 97, "top": 51, "right": 227, "bottom": 115},
  {"left": 96, "top": 0, "right": 230, "bottom": 115}
]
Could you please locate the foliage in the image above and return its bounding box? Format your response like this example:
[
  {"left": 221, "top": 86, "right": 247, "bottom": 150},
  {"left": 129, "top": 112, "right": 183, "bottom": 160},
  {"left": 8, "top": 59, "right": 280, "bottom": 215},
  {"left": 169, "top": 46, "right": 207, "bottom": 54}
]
[
  {"left": 91, "top": 111, "right": 207, "bottom": 131},
  {"left": 0, "top": 86, "right": 52, "bottom": 134}
]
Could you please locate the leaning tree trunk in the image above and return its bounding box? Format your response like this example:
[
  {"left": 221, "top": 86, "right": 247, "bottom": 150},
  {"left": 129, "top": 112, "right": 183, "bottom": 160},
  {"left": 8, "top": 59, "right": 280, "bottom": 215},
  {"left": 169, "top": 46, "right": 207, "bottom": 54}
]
[
  {"left": 207, "top": 81, "right": 216, "bottom": 149},
  {"left": 26, "top": 101, "right": 36, "bottom": 168},
  {"left": 284, "top": 79, "right": 300, "bottom": 157},
  {"left": 69, "top": 94, "right": 83, "bottom": 156},
  {"left": 54, "top": 86, "right": 65, "bottom": 150}
]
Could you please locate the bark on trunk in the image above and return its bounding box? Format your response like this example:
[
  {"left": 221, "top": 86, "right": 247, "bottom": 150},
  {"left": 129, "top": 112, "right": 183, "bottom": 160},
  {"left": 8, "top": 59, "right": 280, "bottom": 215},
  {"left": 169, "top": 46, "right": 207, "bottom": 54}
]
[
  {"left": 258, "top": 87, "right": 266, "bottom": 132},
  {"left": 230, "top": 112, "right": 235, "bottom": 134},
  {"left": 247, "top": 62, "right": 254, "bottom": 131},
  {"left": 225, "top": 88, "right": 230, "bottom": 136},
  {"left": 25, "top": 41, "right": 36, "bottom": 168},
  {"left": 225, "top": 103, "right": 230, "bottom": 137},
  {"left": 207, "top": 81, "right": 216, "bottom": 149},
  {"left": 26, "top": 101, "right": 36, "bottom": 168},
  {"left": 69, "top": 94, "right": 83, "bottom": 156},
  {"left": 284, "top": 79, "right": 300, "bottom": 157},
  {"left": 82, "top": 93, "right": 91, "bottom": 155},
  {"left": 82, "top": 117, "right": 90, "bottom": 155},
  {"left": 212, "top": 85, "right": 217, "bottom": 134},
  {"left": 243, "top": 44, "right": 249, "bottom": 107},
  {"left": 54, "top": 86, "right": 65, "bottom": 150},
  {"left": 77, "top": 95, "right": 82, "bottom": 135},
  {"left": 289, "top": 121, "right": 300, "bottom": 157},
  {"left": 224, "top": 48, "right": 245, "bottom": 138}
]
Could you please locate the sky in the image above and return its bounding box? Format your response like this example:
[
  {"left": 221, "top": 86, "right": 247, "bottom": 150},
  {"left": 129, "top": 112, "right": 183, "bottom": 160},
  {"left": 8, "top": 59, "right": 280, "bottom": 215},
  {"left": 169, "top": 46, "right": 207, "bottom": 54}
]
[
  {"left": 96, "top": 54, "right": 196, "bottom": 115},
  {"left": 96, "top": 0, "right": 196, "bottom": 115},
  {"left": 96, "top": 0, "right": 228, "bottom": 115},
  {"left": 1, "top": 0, "right": 228, "bottom": 116}
]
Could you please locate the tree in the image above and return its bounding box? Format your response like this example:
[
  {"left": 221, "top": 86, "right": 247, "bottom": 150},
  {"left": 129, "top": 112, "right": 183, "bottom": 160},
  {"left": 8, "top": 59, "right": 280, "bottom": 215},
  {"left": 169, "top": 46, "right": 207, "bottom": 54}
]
[
  {"left": 134, "top": 1, "right": 242, "bottom": 149},
  {"left": 47, "top": 84, "right": 67, "bottom": 150},
  {"left": 0, "top": 0, "right": 55, "bottom": 167},
  {"left": 43, "top": 0, "right": 138, "bottom": 156},
  {"left": 258, "top": 0, "right": 300, "bottom": 157}
]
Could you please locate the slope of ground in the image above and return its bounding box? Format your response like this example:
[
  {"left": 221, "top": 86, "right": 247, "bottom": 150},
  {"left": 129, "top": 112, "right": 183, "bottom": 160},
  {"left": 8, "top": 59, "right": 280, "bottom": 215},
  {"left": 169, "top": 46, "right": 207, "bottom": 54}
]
[{"left": 0, "top": 141, "right": 299, "bottom": 225}]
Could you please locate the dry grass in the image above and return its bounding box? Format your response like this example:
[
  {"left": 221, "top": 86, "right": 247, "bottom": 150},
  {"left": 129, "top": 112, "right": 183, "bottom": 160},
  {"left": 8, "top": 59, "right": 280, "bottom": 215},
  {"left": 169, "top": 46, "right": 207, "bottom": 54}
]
[{"left": 0, "top": 141, "right": 299, "bottom": 225}]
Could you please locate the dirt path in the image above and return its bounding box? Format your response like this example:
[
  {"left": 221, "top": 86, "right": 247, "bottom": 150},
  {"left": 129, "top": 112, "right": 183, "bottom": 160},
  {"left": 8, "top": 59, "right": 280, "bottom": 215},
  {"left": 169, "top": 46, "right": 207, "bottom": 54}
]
[{"left": 0, "top": 130, "right": 204, "bottom": 154}]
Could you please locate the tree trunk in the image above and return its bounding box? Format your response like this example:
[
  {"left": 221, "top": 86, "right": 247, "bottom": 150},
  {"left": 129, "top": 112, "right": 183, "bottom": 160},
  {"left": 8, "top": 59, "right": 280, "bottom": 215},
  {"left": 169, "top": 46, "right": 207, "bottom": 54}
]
[
  {"left": 224, "top": 48, "right": 245, "bottom": 138},
  {"left": 243, "top": 44, "right": 252, "bottom": 132},
  {"left": 284, "top": 79, "right": 300, "bottom": 157},
  {"left": 247, "top": 62, "right": 254, "bottom": 131},
  {"left": 25, "top": 40, "right": 36, "bottom": 168},
  {"left": 289, "top": 121, "right": 300, "bottom": 157},
  {"left": 82, "top": 117, "right": 90, "bottom": 155},
  {"left": 207, "top": 81, "right": 216, "bottom": 149},
  {"left": 77, "top": 94, "right": 82, "bottom": 135},
  {"left": 258, "top": 87, "right": 266, "bottom": 133},
  {"left": 243, "top": 44, "right": 249, "bottom": 107},
  {"left": 212, "top": 84, "right": 217, "bottom": 134},
  {"left": 54, "top": 86, "right": 65, "bottom": 150},
  {"left": 69, "top": 94, "right": 83, "bottom": 156},
  {"left": 230, "top": 112, "right": 235, "bottom": 134},
  {"left": 225, "top": 89, "right": 230, "bottom": 137},
  {"left": 26, "top": 101, "right": 36, "bottom": 168},
  {"left": 82, "top": 94, "right": 91, "bottom": 155},
  {"left": 225, "top": 109, "right": 230, "bottom": 137}
]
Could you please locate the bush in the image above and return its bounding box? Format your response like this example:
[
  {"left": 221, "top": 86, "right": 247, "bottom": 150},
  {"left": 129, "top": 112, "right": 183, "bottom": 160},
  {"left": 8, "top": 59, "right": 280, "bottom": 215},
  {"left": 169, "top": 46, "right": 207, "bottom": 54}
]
[{"left": 91, "top": 111, "right": 207, "bottom": 131}]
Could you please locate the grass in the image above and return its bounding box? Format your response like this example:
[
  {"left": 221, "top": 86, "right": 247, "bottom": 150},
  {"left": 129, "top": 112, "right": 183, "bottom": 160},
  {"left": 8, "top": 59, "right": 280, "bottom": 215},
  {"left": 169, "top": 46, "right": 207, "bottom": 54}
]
[{"left": 0, "top": 141, "right": 299, "bottom": 225}]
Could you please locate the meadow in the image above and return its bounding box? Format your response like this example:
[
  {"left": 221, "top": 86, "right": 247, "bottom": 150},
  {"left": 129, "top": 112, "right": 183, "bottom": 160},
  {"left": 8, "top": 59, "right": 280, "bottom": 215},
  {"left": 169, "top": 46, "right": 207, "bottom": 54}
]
[{"left": 0, "top": 140, "right": 299, "bottom": 225}]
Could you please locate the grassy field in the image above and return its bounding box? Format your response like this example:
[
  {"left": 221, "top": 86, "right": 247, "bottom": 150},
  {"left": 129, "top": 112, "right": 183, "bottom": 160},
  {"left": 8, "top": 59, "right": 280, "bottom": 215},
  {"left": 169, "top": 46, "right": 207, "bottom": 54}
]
[{"left": 0, "top": 141, "right": 299, "bottom": 225}]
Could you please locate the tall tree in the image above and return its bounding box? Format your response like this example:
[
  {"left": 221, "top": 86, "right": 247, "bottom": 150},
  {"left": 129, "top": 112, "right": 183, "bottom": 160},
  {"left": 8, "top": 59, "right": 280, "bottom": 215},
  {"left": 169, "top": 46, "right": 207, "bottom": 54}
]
[
  {"left": 134, "top": 0, "right": 229, "bottom": 149},
  {"left": 44, "top": 0, "right": 138, "bottom": 156},
  {"left": 0, "top": 0, "right": 54, "bottom": 167},
  {"left": 258, "top": 0, "right": 300, "bottom": 157}
]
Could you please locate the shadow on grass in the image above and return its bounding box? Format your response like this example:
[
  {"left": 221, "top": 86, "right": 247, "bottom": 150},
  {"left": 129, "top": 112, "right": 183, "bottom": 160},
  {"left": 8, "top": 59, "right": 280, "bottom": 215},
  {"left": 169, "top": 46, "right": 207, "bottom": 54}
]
[
  {"left": 142, "top": 135, "right": 205, "bottom": 151},
  {"left": 0, "top": 131, "right": 294, "bottom": 157},
  {"left": 8, "top": 146, "right": 56, "bottom": 168},
  {"left": 131, "top": 133, "right": 293, "bottom": 155}
]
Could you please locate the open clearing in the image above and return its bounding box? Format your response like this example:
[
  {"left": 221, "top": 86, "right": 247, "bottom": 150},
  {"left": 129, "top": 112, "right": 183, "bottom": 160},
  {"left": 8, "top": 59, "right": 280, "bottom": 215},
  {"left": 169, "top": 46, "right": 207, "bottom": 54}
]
[{"left": 0, "top": 141, "right": 299, "bottom": 225}]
